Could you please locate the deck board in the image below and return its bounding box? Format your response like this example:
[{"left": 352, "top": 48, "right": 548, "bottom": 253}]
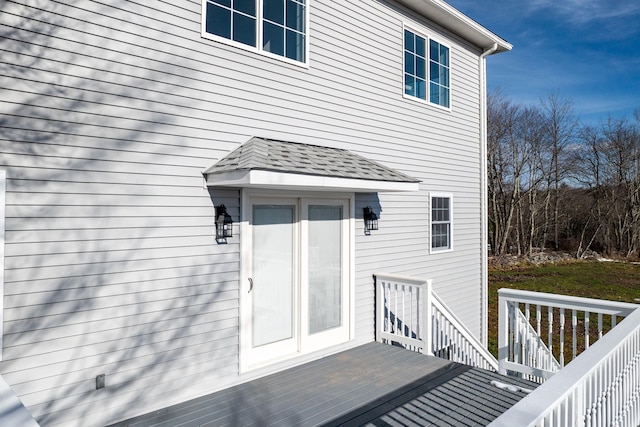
[{"left": 111, "top": 343, "right": 536, "bottom": 427}]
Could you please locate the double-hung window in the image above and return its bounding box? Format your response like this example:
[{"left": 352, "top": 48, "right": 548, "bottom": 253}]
[
  {"left": 404, "top": 28, "right": 450, "bottom": 108},
  {"left": 430, "top": 194, "right": 453, "bottom": 252},
  {"left": 204, "top": 0, "right": 307, "bottom": 64}
]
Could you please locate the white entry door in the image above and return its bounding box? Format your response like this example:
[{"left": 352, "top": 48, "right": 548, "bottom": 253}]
[{"left": 245, "top": 196, "right": 350, "bottom": 368}]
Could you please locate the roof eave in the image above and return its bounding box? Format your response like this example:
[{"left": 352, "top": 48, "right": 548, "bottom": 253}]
[
  {"left": 397, "top": 0, "right": 512, "bottom": 53},
  {"left": 206, "top": 169, "right": 421, "bottom": 193}
]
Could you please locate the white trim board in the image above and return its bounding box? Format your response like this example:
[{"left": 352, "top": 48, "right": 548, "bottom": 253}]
[{"left": 207, "top": 170, "right": 419, "bottom": 193}]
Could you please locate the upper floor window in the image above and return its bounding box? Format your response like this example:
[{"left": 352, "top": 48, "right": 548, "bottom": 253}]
[
  {"left": 429, "top": 39, "right": 450, "bottom": 107},
  {"left": 404, "top": 28, "right": 450, "bottom": 108},
  {"left": 430, "top": 194, "right": 453, "bottom": 252},
  {"left": 204, "top": 0, "right": 307, "bottom": 64}
]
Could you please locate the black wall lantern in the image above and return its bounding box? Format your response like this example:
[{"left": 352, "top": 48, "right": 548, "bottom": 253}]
[
  {"left": 363, "top": 206, "right": 378, "bottom": 235},
  {"left": 215, "top": 204, "right": 233, "bottom": 243}
]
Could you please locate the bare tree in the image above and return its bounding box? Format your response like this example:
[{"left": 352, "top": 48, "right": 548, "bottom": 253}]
[
  {"left": 487, "top": 91, "right": 547, "bottom": 255},
  {"left": 486, "top": 90, "right": 640, "bottom": 259},
  {"left": 515, "top": 106, "right": 547, "bottom": 255},
  {"left": 487, "top": 90, "right": 521, "bottom": 255},
  {"left": 540, "top": 93, "right": 578, "bottom": 251},
  {"left": 572, "top": 125, "right": 606, "bottom": 257}
]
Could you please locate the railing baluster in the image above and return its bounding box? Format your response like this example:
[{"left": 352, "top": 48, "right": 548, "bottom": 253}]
[
  {"left": 438, "top": 311, "right": 443, "bottom": 354},
  {"left": 585, "top": 310, "right": 590, "bottom": 350},
  {"left": 409, "top": 286, "right": 413, "bottom": 340},
  {"left": 394, "top": 283, "right": 398, "bottom": 336},
  {"left": 525, "top": 303, "right": 531, "bottom": 371},
  {"left": 387, "top": 283, "right": 392, "bottom": 335},
  {"left": 606, "top": 353, "right": 612, "bottom": 426},
  {"left": 548, "top": 306, "right": 554, "bottom": 365},
  {"left": 537, "top": 304, "right": 542, "bottom": 338},
  {"left": 596, "top": 385, "right": 602, "bottom": 421},
  {"left": 401, "top": 284, "right": 406, "bottom": 338},
  {"left": 507, "top": 303, "right": 513, "bottom": 363},
  {"left": 598, "top": 312, "right": 603, "bottom": 340},
  {"left": 513, "top": 303, "right": 518, "bottom": 364},
  {"left": 573, "top": 309, "right": 578, "bottom": 360},
  {"left": 585, "top": 374, "right": 592, "bottom": 426},
  {"left": 560, "top": 308, "right": 565, "bottom": 367},
  {"left": 515, "top": 307, "right": 521, "bottom": 365},
  {"left": 384, "top": 282, "right": 389, "bottom": 338},
  {"left": 434, "top": 312, "right": 442, "bottom": 350},
  {"left": 537, "top": 304, "right": 543, "bottom": 372},
  {"left": 384, "top": 282, "right": 389, "bottom": 336},
  {"left": 380, "top": 282, "right": 389, "bottom": 338}
]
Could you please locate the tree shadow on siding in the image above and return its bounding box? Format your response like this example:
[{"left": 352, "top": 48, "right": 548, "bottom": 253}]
[{"left": 0, "top": 1, "right": 249, "bottom": 425}]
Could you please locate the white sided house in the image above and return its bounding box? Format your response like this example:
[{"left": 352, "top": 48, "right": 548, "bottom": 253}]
[{"left": 0, "top": 0, "right": 511, "bottom": 426}]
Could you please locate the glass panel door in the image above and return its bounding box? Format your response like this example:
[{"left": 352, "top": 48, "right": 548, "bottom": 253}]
[
  {"left": 244, "top": 196, "right": 350, "bottom": 368},
  {"left": 301, "top": 198, "right": 350, "bottom": 352},
  {"left": 307, "top": 205, "right": 342, "bottom": 334},
  {"left": 251, "top": 204, "right": 296, "bottom": 349}
]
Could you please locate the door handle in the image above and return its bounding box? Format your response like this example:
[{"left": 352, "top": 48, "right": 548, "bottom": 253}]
[{"left": 248, "top": 278, "right": 254, "bottom": 293}]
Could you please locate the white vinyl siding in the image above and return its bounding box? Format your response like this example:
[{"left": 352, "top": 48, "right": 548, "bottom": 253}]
[
  {"left": 0, "top": 170, "right": 5, "bottom": 362},
  {"left": 0, "top": 0, "right": 485, "bottom": 425}
]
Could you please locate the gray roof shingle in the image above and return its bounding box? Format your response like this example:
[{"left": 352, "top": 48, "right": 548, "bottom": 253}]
[{"left": 203, "top": 137, "right": 420, "bottom": 183}]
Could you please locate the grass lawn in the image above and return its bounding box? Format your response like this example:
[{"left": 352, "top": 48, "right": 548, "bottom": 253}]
[{"left": 487, "top": 260, "right": 640, "bottom": 357}]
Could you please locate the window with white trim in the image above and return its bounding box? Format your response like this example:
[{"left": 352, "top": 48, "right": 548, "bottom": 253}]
[
  {"left": 203, "top": 0, "right": 307, "bottom": 64},
  {"left": 404, "top": 28, "right": 450, "bottom": 108},
  {"left": 430, "top": 194, "right": 452, "bottom": 252}
]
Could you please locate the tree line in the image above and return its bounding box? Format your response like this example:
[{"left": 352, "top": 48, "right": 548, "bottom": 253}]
[{"left": 487, "top": 90, "right": 640, "bottom": 258}]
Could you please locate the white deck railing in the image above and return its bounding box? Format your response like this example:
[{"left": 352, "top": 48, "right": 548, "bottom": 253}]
[
  {"left": 490, "top": 304, "right": 640, "bottom": 427},
  {"left": 375, "top": 273, "right": 498, "bottom": 372},
  {"left": 498, "top": 289, "right": 638, "bottom": 382}
]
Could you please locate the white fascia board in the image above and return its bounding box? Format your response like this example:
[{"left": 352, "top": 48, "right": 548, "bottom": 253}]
[
  {"left": 397, "top": 0, "right": 512, "bottom": 53},
  {"left": 206, "top": 170, "right": 420, "bottom": 193}
]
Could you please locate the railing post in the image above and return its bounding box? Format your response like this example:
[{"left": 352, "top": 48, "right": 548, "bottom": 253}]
[
  {"left": 424, "top": 279, "right": 433, "bottom": 355},
  {"left": 375, "top": 275, "right": 382, "bottom": 343},
  {"left": 498, "top": 291, "right": 509, "bottom": 375}
]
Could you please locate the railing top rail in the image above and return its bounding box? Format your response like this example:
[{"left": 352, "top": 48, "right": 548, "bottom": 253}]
[
  {"left": 374, "top": 273, "right": 428, "bottom": 287},
  {"left": 489, "top": 306, "right": 640, "bottom": 427},
  {"left": 498, "top": 288, "right": 639, "bottom": 315}
]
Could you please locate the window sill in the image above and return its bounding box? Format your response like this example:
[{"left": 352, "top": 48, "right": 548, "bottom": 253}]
[
  {"left": 402, "top": 92, "right": 452, "bottom": 112},
  {"left": 201, "top": 31, "right": 310, "bottom": 69},
  {"left": 430, "top": 247, "right": 454, "bottom": 255}
]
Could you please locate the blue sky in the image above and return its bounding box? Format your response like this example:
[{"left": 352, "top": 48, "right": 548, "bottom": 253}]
[{"left": 446, "top": 0, "right": 640, "bottom": 125}]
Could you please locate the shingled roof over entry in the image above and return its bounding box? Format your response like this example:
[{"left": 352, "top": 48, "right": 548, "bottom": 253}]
[{"left": 204, "top": 137, "right": 420, "bottom": 192}]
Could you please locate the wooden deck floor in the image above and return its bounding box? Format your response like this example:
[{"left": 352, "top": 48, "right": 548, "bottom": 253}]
[{"left": 111, "top": 343, "right": 536, "bottom": 427}]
